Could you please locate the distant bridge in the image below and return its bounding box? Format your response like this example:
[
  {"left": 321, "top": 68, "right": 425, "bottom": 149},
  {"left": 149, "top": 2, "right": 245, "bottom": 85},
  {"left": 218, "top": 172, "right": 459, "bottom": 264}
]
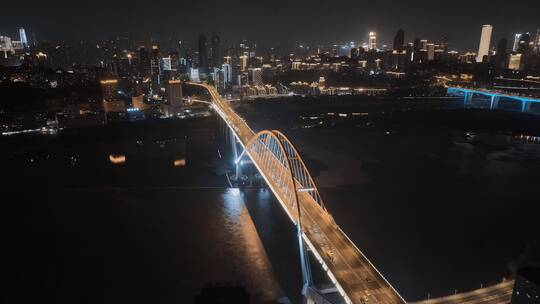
[
  {"left": 188, "top": 82, "right": 517, "bottom": 304},
  {"left": 447, "top": 86, "right": 540, "bottom": 112}
]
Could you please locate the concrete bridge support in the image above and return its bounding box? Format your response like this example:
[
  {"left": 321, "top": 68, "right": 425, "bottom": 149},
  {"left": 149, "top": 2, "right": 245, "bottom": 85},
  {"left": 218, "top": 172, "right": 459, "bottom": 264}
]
[
  {"left": 230, "top": 128, "right": 245, "bottom": 183},
  {"left": 490, "top": 95, "right": 500, "bottom": 110},
  {"left": 298, "top": 226, "right": 313, "bottom": 297},
  {"left": 522, "top": 100, "right": 531, "bottom": 113},
  {"left": 464, "top": 91, "right": 473, "bottom": 106}
]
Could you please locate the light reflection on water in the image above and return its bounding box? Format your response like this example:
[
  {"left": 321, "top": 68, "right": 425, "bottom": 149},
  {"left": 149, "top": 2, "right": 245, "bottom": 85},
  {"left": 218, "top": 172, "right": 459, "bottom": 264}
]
[{"left": 221, "top": 188, "right": 285, "bottom": 302}]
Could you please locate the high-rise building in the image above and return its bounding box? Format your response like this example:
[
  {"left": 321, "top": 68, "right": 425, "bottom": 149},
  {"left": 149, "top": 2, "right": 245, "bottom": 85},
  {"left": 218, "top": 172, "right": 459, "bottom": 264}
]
[
  {"left": 138, "top": 46, "right": 151, "bottom": 77},
  {"left": 161, "top": 57, "right": 172, "bottom": 71},
  {"left": 169, "top": 51, "right": 179, "bottom": 72},
  {"left": 420, "top": 39, "right": 428, "bottom": 50},
  {"left": 495, "top": 38, "right": 508, "bottom": 68},
  {"left": 222, "top": 63, "right": 232, "bottom": 87},
  {"left": 513, "top": 33, "right": 522, "bottom": 52},
  {"left": 19, "top": 28, "right": 28, "bottom": 48},
  {"left": 100, "top": 79, "right": 125, "bottom": 113},
  {"left": 198, "top": 34, "right": 208, "bottom": 73},
  {"left": 0, "top": 36, "right": 14, "bottom": 58},
  {"left": 518, "top": 32, "right": 531, "bottom": 53},
  {"left": 508, "top": 53, "right": 522, "bottom": 70},
  {"left": 413, "top": 38, "right": 421, "bottom": 52},
  {"left": 248, "top": 68, "right": 263, "bottom": 86},
  {"left": 190, "top": 68, "right": 200, "bottom": 82},
  {"left": 210, "top": 34, "right": 220, "bottom": 68},
  {"left": 368, "top": 32, "right": 377, "bottom": 50},
  {"left": 393, "top": 29, "right": 405, "bottom": 51},
  {"left": 150, "top": 44, "right": 161, "bottom": 87},
  {"left": 166, "top": 80, "right": 183, "bottom": 116},
  {"left": 477, "top": 24, "right": 493, "bottom": 63},
  {"left": 239, "top": 54, "right": 248, "bottom": 71},
  {"left": 427, "top": 43, "right": 435, "bottom": 60}
]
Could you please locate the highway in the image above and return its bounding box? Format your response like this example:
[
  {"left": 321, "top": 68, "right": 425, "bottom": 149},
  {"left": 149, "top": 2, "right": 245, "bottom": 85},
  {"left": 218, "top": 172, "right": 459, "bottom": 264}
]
[{"left": 188, "top": 82, "right": 406, "bottom": 304}]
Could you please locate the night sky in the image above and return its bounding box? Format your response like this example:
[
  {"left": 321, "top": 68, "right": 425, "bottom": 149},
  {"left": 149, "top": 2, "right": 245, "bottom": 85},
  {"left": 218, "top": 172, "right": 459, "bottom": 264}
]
[{"left": 1, "top": 0, "right": 539, "bottom": 51}]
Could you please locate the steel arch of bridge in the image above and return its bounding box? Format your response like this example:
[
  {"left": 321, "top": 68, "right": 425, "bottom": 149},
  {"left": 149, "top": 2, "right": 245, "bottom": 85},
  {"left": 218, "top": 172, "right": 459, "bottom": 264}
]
[{"left": 243, "top": 130, "right": 327, "bottom": 222}]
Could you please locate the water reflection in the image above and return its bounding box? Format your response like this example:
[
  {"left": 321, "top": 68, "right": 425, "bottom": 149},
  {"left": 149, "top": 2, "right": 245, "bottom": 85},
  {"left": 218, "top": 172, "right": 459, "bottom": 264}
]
[
  {"left": 221, "top": 188, "right": 285, "bottom": 302},
  {"left": 109, "top": 154, "right": 126, "bottom": 164}
]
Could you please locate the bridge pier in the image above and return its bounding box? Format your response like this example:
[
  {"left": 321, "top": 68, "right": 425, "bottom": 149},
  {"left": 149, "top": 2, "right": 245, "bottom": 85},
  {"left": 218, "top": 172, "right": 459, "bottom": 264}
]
[
  {"left": 229, "top": 129, "right": 247, "bottom": 185},
  {"left": 298, "top": 226, "right": 313, "bottom": 296},
  {"left": 522, "top": 100, "right": 531, "bottom": 113},
  {"left": 490, "top": 95, "right": 500, "bottom": 110},
  {"left": 464, "top": 91, "right": 473, "bottom": 106}
]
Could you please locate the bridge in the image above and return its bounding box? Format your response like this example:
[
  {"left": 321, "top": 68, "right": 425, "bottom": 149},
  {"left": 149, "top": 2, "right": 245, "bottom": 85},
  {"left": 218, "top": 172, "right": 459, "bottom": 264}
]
[
  {"left": 411, "top": 280, "right": 514, "bottom": 304},
  {"left": 188, "top": 82, "right": 518, "bottom": 304},
  {"left": 447, "top": 86, "right": 540, "bottom": 112},
  {"left": 188, "top": 82, "right": 406, "bottom": 304}
]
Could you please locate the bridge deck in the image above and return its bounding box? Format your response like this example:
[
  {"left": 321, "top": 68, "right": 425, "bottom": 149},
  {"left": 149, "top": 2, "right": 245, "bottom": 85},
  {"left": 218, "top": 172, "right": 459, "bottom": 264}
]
[
  {"left": 410, "top": 280, "right": 514, "bottom": 304},
  {"left": 189, "top": 82, "right": 406, "bottom": 304}
]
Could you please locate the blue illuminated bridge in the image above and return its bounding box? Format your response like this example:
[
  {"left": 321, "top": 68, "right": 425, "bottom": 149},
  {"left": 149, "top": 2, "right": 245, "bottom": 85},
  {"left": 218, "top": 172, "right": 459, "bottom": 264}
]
[
  {"left": 188, "top": 82, "right": 515, "bottom": 304},
  {"left": 447, "top": 86, "right": 540, "bottom": 112}
]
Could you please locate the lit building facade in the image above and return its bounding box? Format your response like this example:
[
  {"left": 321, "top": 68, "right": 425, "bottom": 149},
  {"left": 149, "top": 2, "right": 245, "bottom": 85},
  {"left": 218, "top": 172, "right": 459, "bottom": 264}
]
[
  {"left": 477, "top": 25, "right": 493, "bottom": 63},
  {"left": 369, "top": 32, "right": 377, "bottom": 50}
]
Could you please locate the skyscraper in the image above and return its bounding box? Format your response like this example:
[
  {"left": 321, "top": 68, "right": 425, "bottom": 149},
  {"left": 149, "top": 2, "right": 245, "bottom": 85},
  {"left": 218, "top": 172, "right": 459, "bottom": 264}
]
[
  {"left": 517, "top": 33, "right": 531, "bottom": 53},
  {"left": 138, "top": 46, "right": 151, "bottom": 77},
  {"left": 393, "top": 29, "right": 405, "bottom": 51},
  {"left": 222, "top": 63, "right": 232, "bottom": 87},
  {"left": 239, "top": 54, "right": 248, "bottom": 71},
  {"left": 513, "top": 33, "right": 522, "bottom": 52},
  {"left": 166, "top": 80, "right": 183, "bottom": 116},
  {"left": 19, "top": 28, "right": 28, "bottom": 48},
  {"left": 368, "top": 32, "right": 377, "bottom": 50},
  {"left": 198, "top": 34, "right": 208, "bottom": 74},
  {"left": 248, "top": 68, "right": 263, "bottom": 86},
  {"left": 476, "top": 24, "right": 493, "bottom": 63},
  {"left": 495, "top": 38, "right": 508, "bottom": 68},
  {"left": 210, "top": 34, "right": 220, "bottom": 68},
  {"left": 150, "top": 44, "right": 161, "bottom": 87}
]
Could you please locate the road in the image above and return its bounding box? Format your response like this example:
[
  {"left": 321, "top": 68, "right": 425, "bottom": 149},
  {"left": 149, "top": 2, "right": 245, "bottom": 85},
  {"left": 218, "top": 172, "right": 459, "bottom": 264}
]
[{"left": 410, "top": 280, "right": 514, "bottom": 304}]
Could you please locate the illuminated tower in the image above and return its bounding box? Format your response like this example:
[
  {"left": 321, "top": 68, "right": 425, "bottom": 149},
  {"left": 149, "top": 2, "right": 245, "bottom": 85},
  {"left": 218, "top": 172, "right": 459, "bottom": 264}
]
[
  {"left": 222, "top": 63, "right": 232, "bottom": 87},
  {"left": 19, "top": 28, "right": 28, "bottom": 48},
  {"left": 513, "top": 33, "right": 522, "bottom": 52},
  {"left": 368, "top": 32, "right": 377, "bottom": 50},
  {"left": 150, "top": 44, "right": 161, "bottom": 87},
  {"left": 476, "top": 24, "right": 493, "bottom": 63}
]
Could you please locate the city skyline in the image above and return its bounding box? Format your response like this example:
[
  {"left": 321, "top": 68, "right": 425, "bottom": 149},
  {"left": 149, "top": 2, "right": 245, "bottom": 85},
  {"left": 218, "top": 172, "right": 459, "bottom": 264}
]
[{"left": 1, "top": 0, "right": 539, "bottom": 51}]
